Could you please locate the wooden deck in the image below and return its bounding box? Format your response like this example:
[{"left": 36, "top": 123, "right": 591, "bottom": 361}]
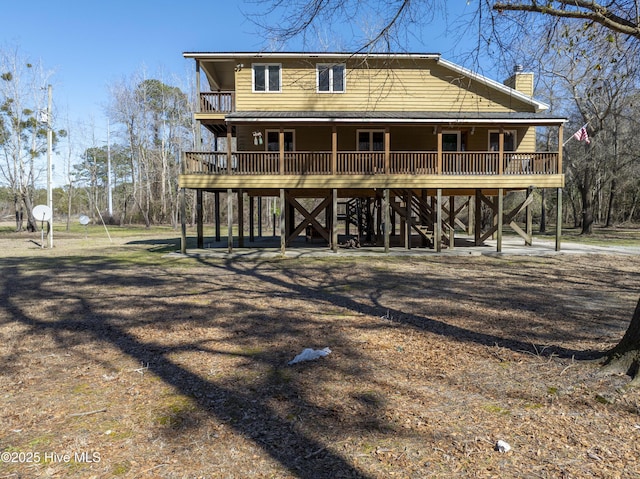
[{"left": 180, "top": 150, "right": 563, "bottom": 190}]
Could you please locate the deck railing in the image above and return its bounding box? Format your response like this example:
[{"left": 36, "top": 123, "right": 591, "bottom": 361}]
[
  {"left": 199, "top": 91, "right": 235, "bottom": 113},
  {"left": 183, "top": 151, "right": 559, "bottom": 176}
]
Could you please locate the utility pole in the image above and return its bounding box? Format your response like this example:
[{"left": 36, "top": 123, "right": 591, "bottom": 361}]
[
  {"left": 47, "top": 84, "right": 53, "bottom": 249},
  {"left": 107, "top": 119, "right": 113, "bottom": 216}
]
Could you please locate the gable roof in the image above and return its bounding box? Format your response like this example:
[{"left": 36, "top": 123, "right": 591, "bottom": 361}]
[{"left": 184, "top": 52, "right": 550, "bottom": 113}]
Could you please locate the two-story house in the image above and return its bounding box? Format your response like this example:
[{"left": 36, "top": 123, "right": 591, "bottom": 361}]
[{"left": 179, "top": 52, "right": 566, "bottom": 254}]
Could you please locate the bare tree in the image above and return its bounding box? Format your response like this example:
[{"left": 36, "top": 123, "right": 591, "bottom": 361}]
[{"left": 0, "top": 47, "right": 57, "bottom": 232}]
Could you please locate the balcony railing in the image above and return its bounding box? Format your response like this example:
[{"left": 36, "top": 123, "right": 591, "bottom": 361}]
[
  {"left": 199, "top": 91, "right": 235, "bottom": 113},
  {"left": 183, "top": 151, "right": 559, "bottom": 176}
]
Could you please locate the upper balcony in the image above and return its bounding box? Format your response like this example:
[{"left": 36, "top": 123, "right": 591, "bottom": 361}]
[{"left": 196, "top": 91, "right": 235, "bottom": 120}]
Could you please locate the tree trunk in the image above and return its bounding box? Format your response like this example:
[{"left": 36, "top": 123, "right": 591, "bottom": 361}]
[
  {"left": 539, "top": 189, "right": 546, "bottom": 233},
  {"left": 580, "top": 167, "right": 594, "bottom": 235},
  {"left": 605, "top": 178, "right": 616, "bottom": 227},
  {"left": 602, "top": 296, "right": 640, "bottom": 386}
]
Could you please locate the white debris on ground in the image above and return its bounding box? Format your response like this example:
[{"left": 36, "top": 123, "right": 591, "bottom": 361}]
[
  {"left": 288, "top": 347, "right": 332, "bottom": 365},
  {"left": 495, "top": 440, "right": 512, "bottom": 453}
]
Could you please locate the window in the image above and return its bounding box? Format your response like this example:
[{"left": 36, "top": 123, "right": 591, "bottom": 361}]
[
  {"left": 317, "top": 64, "right": 345, "bottom": 93},
  {"left": 489, "top": 131, "right": 516, "bottom": 151},
  {"left": 253, "top": 64, "right": 281, "bottom": 93},
  {"left": 442, "top": 132, "right": 461, "bottom": 151},
  {"left": 357, "top": 130, "right": 385, "bottom": 151},
  {"left": 266, "top": 130, "right": 295, "bottom": 151}
]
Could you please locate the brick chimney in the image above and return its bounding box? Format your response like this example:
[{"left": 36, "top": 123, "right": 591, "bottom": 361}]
[{"left": 504, "top": 65, "right": 534, "bottom": 97}]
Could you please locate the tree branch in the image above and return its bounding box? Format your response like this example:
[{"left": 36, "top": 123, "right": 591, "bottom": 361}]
[{"left": 493, "top": 1, "right": 640, "bottom": 40}]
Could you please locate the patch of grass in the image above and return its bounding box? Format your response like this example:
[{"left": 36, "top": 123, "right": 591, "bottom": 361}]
[
  {"left": 112, "top": 461, "right": 131, "bottom": 475},
  {"left": 482, "top": 404, "right": 511, "bottom": 415},
  {"left": 153, "top": 394, "right": 198, "bottom": 429}
]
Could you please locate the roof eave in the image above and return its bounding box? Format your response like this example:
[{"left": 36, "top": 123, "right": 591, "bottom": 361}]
[{"left": 436, "top": 57, "right": 549, "bottom": 113}]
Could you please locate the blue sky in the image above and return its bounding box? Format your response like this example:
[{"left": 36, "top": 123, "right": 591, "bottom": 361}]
[{"left": 2, "top": 0, "right": 486, "bottom": 185}]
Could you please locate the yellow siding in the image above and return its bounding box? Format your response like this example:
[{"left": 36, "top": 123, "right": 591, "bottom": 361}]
[
  {"left": 236, "top": 125, "right": 537, "bottom": 153},
  {"left": 235, "top": 58, "right": 536, "bottom": 113}
]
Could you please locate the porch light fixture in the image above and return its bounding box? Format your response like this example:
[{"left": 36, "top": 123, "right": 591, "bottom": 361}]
[
  {"left": 471, "top": 127, "right": 475, "bottom": 135},
  {"left": 253, "top": 131, "right": 263, "bottom": 145},
  {"left": 235, "top": 63, "right": 244, "bottom": 72}
]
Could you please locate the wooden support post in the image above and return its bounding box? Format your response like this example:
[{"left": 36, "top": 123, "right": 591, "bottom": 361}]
[
  {"left": 405, "top": 190, "right": 412, "bottom": 250},
  {"left": 195, "top": 60, "right": 202, "bottom": 144},
  {"left": 227, "top": 189, "right": 233, "bottom": 253},
  {"left": 498, "top": 128, "right": 504, "bottom": 175},
  {"left": 384, "top": 127, "right": 390, "bottom": 174},
  {"left": 180, "top": 187, "right": 186, "bottom": 254},
  {"left": 332, "top": 189, "right": 338, "bottom": 253},
  {"left": 557, "top": 124, "right": 564, "bottom": 173},
  {"left": 497, "top": 188, "right": 503, "bottom": 252},
  {"left": 526, "top": 186, "right": 533, "bottom": 246},
  {"left": 467, "top": 195, "right": 474, "bottom": 236},
  {"left": 279, "top": 128, "right": 285, "bottom": 175},
  {"left": 214, "top": 191, "right": 221, "bottom": 242},
  {"left": 436, "top": 128, "right": 443, "bottom": 174},
  {"left": 280, "top": 189, "right": 286, "bottom": 256},
  {"left": 436, "top": 189, "right": 442, "bottom": 252},
  {"left": 449, "top": 195, "right": 455, "bottom": 237},
  {"left": 474, "top": 189, "right": 481, "bottom": 246},
  {"left": 258, "top": 197, "right": 263, "bottom": 238},
  {"left": 226, "top": 129, "right": 232, "bottom": 175},
  {"left": 196, "top": 189, "right": 203, "bottom": 249},
  {"left": 556, "top": 187, "right": 562, "bottom": 251},
  {"left": 249, "top": 195, "right": 255, "bottom": 242},
  {"left": 384, "top": 188, "right": 390, "bottom": 253},
  {"left": 238, "top": 190, "right": 244, "bottom": 248},
  {"left": 331, "top": 126, "right": 337, "bottom": 175}
]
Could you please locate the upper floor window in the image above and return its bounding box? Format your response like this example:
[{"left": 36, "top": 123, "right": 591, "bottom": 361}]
[
  {"left": 253, "top": 64, "right": 281, "bottom": 93},
  {"left": 317, "top": 64, "right": 345, "bottom": 93}
]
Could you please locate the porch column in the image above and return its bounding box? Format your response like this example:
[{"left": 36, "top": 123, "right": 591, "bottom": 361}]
[
  {"left": 332, "top": 188, "right": 338, "bottom": 253},
  {"left": 498, "top": 129, "right": 504, "bottom": 175},
  {"left": 196, "top": 189, "right": 203, "bottom": 249},
  {"left": 558, "top": 124, "right": 564, "bottom": 173},
  {"left": 238, "top": 190, "right": 244, "bottom": 248},
  {"left": 195, "top": 60, "right": 202, "bottom": 146},
  {"left": 279, "top": 128, "right": 285, "bottom": 174},
  {"left": 384, "top": 188, "right": 390, "bottom": 253},
  {"left": 331, "top": 126, "right": 337, "bottom": 175},
  {"left": 556, "top": 187, "right": 562, "bottom": 251},
  {"left": 497, "top": 188, "right": 503, "bottom": 252},
  {"left": 227, "top": 128, "right": 233, "bottom": 175},
  {"left": 280, "top": 189, "right": 286, "bottom": 255},
  {"left": 384, "top": 127, "right": 390, "bottom": 174},
  {"left": 227, "top": 188, "right": 233, "bottom": 253},
  {"left": 436, "top": 128, "right": 442, "bottom": 174},
  {"left": 180, "top": 187, "right": 186, "bottom": 254},
  {"left": 435, "top": 188, "right": 442, "bottom": 252}
]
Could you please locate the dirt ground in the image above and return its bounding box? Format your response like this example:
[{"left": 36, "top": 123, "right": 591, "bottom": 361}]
[{"left": 1, "top": 226, "right": 640, "bottom": 478}]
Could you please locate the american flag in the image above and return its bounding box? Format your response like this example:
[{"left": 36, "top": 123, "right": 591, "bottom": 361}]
[{"left": 573, "top": 126, "right": 590, "bottom": 144}]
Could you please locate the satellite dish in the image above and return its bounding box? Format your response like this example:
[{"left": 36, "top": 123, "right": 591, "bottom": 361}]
[
  {"left": 79, "top": 215, "right": 90, "bottom": 225},
  {"left": 32, "top": 204, "right": 52, "bottom": 222}
]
